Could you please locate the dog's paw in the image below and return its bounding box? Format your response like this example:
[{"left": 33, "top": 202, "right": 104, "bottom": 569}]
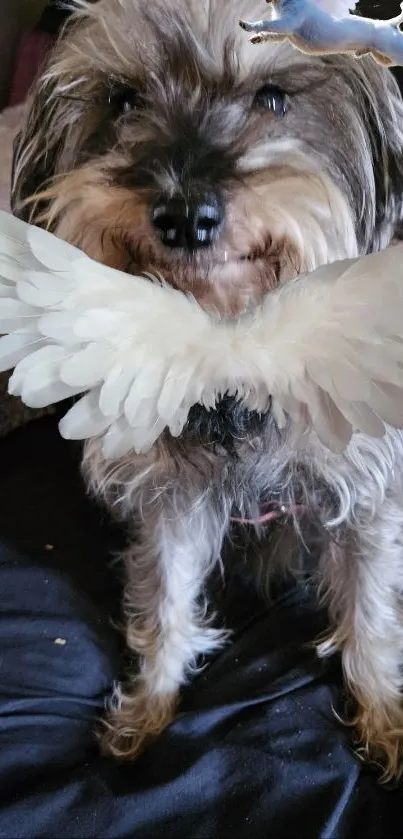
[
  {"left": 100, "top": 684, "right": 177, "bottom": 760},
  {"left": 249, "top": 33, "right": 265, "bottom": 44},
  {"left": 351, "top": 700, "right": 403, "bottom": 783},
  {"left": 239, "top": 19, "right": 255, "bottom": 32},
  {"left": 248, "top": 31, "right": 286, "bottom": 45},
  {"left": 100, "top": 715, "right": 150, "bottom": 759},
  {"left": 371, "top": 50, "right": 394, "bottom": 67}
]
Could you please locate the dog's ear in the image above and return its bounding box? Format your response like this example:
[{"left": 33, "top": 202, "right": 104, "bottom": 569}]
[
  {"left": 10, "top": 29, "right": 93, "bottom": 225},
  {"left": 377, "top": 144, "right": 403, "bottom": 242},
  {"left": 369, "top": 69, "right": 403, "bottom": 247},
  {"left": 10, "top": 69, "right": 63, "bottom": 223}
]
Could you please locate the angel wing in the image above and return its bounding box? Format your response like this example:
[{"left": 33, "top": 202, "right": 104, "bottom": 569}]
[
  {"left": 0, "top": 212, "right": 216, "bottom": 454},
  {"left": 253, "top": 248, "right": 403, "bottom": 452},
  {"left": 1, "top": 210, "right": 403, "bottom": 457}
]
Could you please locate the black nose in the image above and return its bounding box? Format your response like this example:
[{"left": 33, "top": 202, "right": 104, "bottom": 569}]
[{"left": 151, "top": 192, "right": 223, "bottom": 250}]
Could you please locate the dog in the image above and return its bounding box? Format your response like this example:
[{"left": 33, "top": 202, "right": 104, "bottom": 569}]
[{"left": 10, "top": 0, "right": 403, "bottom": 780}]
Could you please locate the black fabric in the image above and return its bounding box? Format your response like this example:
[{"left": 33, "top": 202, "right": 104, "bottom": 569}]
[{"left": 0, "top": 417, "right": 402, "bottom": 838}]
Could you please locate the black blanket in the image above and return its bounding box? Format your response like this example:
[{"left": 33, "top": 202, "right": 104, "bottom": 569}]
[{"left": 0, "top": 417, "right": 402, "bottom": 838}]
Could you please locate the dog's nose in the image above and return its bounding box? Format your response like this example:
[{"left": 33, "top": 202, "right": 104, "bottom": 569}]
[{"left": 151, "top": 193, "right": 223, "bottom": 250}]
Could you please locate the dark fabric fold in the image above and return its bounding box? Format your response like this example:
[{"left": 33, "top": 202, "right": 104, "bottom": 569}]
[{"left": 0, "top": 417, "right": 401, "bottom": 839}]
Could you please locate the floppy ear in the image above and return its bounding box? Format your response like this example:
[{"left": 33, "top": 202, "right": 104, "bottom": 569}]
[
  {"left": 10, "top": 78, "right": 60, "bottom": 221},
  {"left": 369, "top": 68, "right": 403, "bottom": 247},
  {"left": 10, "top": 30, "right": 96, "bottom": 224}
]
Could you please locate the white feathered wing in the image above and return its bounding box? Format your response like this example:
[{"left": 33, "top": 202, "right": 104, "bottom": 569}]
[{"left": 0, "top": 210, "right": 403, "bottom": 457}]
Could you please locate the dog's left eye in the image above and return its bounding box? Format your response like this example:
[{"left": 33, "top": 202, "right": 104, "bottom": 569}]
[
  {"left": 253, "top": 85, "right": 288, "bottom": 116},
  {"left": 109, "top": 87, "right": 140, "bottom": 115}
]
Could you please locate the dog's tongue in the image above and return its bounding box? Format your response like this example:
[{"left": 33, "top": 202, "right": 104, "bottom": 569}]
[{"left": 313, "top": 0, "right": 357, "bottom": 16}]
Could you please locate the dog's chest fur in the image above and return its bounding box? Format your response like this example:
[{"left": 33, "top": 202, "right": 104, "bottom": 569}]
[{"left": 181, "top": 397, "right": 339, "bottom": 530}]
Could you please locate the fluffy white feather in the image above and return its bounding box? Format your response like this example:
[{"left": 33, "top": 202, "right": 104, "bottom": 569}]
[{"left": 1, "top": 210, "right": 403, "bottom": 458}]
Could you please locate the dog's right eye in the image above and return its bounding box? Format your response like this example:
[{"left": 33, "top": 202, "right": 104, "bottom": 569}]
[
  {"left": 109, "top": 86, "right": 140, "bottom": 115},
  {"left": 253, "top": 85, "right": 288, "bottom": 116}
]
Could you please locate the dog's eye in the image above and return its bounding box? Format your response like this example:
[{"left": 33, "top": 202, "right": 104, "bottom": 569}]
[
  {"left": 253, "top": 85, "right": 287, "bottom": 116},
  {"left": 109, "top": 87, "right": 140, "bottom": 115}
]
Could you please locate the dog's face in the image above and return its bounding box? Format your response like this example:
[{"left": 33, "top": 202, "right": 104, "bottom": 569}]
[{"left": 12, "top": 0, "right": 403, "bottom": 315}]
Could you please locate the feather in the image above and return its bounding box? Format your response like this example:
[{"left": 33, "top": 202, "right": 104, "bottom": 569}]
[
  {"left": 74, "top": 308, "right": 129, "bottom": 341},
  {"left": 0, "top": 330, "right": 45, "bottom": 372},
  {"left": 27, "top": 223, "right": 86, "bottom": 272},
  {"left": 0, "top": 259, "right": 27, "bottom": 286},
  {"left": 59, "top": 390, "right": 116, "bottom": 440},
  {"left": 0, "top": 298, "right": 41, "bottom": 333},
  {"left": 366, "top": 382, "right": 403, "bottom": 429},
  {"left": 331, "top": 398, "right": 385, "bottom": 439},
  {"left": 23, "top": 270, "right": 74, "bottom": 294},
  {"left": 132, "top": 413, "right": 168, "bottom": 453},
  {"left": 0, "top": 219, "right": 45, "bottom": 282},
  {"left": 9, "top": 345, "right": 84, "bottom": 408},
  {"left": 38, "top": 310, "right": 84, "bottom": 345},
  {"left": 123, "top": 364, "right": 166, "bottom": 427},
  {"left": 60, "top": 342, "right": 116, "bottom": 388},
  {"left": 157, "top": 359, "right": 199, "bottom": 424},
  {"left": 99, "top": 364, "right": 137, "bottom": 417},
  {"left": 2, "top": 210, "right": 403, "bottom": 457},
  {"left": 307, "top": 358, "right": 372, "bottom": 406},
  {"left": 102, "top": 416, "right": 136, "bottom": 459},
  {"left": 16, "top": 280, "right": 67, "bottom": 309}
]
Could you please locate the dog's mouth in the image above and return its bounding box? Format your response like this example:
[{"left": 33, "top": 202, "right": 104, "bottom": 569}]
[
  {"left": 117, "top": 231, "right": 287, "bottom": 312},
  {"left": 236, "top": 247, "right": 267, "bottom": 263},
  {"left": 207, "top": 234, "right": 276, "bottom": 267},
  {"left": 121, "top": 231, "right": 274, "bottom": 273},
  {"left": 206, "top": 239, "right": 285, "bottom": 284},
  {"left": 214, "top": 246, "right": 268, "bottom": 265}
]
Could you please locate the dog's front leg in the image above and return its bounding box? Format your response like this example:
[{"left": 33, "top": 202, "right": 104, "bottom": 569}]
[
  {"left": 101, "top": 490, "right": 229, "bottom": 760},
  {"left": 318, "top": 500, "right": 403, "bottom": 781}
]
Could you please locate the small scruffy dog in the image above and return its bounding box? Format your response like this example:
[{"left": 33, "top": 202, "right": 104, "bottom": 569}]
[{"left": 11, "top": 0, "right": 403, "bottom": 779}]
